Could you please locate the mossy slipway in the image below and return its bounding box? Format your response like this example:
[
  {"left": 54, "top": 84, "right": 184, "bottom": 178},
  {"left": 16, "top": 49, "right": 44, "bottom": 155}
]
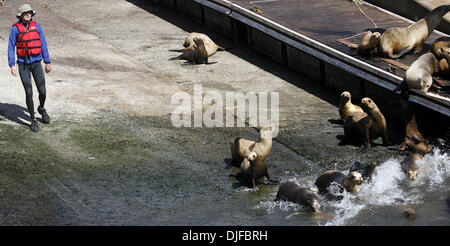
[{"left": 0, "top": 0, "right": 448, "bottom": 226}]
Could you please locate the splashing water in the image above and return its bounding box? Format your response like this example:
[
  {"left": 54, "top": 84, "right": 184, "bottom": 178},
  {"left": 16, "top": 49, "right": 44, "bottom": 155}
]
[
  {"left": 325, "top": 148, "right": 450, "bottom": 225},
  {"left": 255, "top": 149, "right": 449, "bottom": 225}
]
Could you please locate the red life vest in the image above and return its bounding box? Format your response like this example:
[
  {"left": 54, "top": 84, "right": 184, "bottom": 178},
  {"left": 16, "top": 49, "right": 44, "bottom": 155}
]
[{"left": 13, "top": 21, "right": 42, "bottom": 57}]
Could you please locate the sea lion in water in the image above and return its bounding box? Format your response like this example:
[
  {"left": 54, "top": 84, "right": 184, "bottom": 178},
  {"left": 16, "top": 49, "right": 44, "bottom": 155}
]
[
  {"left": 349, "top": 161, "right": 377, "bottom": 182},
  {"left": 170, "top": 37, "right": 209, "bottom": 64},
  {"left": 314, "top": 170, "right": 363, "bottom": 195},
  {"left": 401, "top": 153, "right": 423, "bottom": 180},
  {"left": 339, "top": 91, "right": 364, "bottom": 121},
  {"left": 182, "top": 32, "right": 225, "bottom": 57},
  {"left": 379, "top": 5, "right": 450, "bottom": 59},
  {"left": 231, "top": 124, "right": 277, "bottom": 167},
  {"left": 344, "top": 97, "right": 388, "bottom": 150},
  {"left": 275, "top": 182, "right": 321, "bottom": 213},
  {"left": 349, "top": 31, "right": 381, "bottom": 56},
  {"left": 397, "top": 102, "right": 432, "bottom": 155},
  {"left": 395, "top": 52, "right": 437, "bottom": 97},
  {"left": 403, "top": 208, "right": 416, "bottom": 219}
]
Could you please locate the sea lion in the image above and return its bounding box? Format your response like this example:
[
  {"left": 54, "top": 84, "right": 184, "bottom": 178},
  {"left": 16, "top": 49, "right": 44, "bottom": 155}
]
[
  {"left": 339, "top": 91, "right": 364, "bottom": 121},
  {"left": 438, "top": 47, "right": 450, "bottom": 78},
  {"left": 403, "top": 208, "right": 416, "bottom": 219},
  {"left": 349, "top": 31, "right": 381, "bottom": 56},
  {"left": 396, "top": 52, "right": 437, "bottom": 97},
  {"left": 275, "top": 182, "right": 321, "bottom": 213},
  {"left": 344, "top": 98, "right": 388, "bottom": 150},
  {"left": 314, "top": 170, "right": 363, "bottom": 195},
  {"left": 230, "top": 151, "right": 277, "bottom": 188},
  {"left": 182, "top": 32, "right": 225, "bottom": 56},
  {"left": 397, "top": 103, "right": 432, "bottom": 155},
  {"left": 401, "top": 153, "right": 423, "bottom": 180},
  {"left": 431, "top": 36, "right": 450, "bottom": 59},
  {"left": 170, "top": 37, "right": 209, "bottom": 64},
  {"left": 379, "top": 5, "right": 450, "bottom": 59},
  {"left": 349, "top": 161, "right": 377, "bottom": 182},
  {"left": 231, "top": 124, "right": 277, "bottom": 167}
]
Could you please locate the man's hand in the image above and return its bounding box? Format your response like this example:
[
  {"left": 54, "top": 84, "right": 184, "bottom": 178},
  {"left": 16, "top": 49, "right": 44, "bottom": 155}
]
[
  {"left": 45, "top": 63, "right": 52, "bottom": 73},
  {"left": 10, "top": 66, "right": 17, "bottom": 77}
]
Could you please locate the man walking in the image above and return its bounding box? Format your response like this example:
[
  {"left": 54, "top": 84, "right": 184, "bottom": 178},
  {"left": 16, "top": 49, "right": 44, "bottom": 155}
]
[{"left": 8, "top": 4, "right": 51, "bottom": 132}]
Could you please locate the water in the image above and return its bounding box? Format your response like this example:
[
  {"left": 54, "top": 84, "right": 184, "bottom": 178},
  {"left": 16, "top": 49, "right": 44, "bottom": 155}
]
[{"left": 256, "top": 148, "right": 450, "bottom": 226}]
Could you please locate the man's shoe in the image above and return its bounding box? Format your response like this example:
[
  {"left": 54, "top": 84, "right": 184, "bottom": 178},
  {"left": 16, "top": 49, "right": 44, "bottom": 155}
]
[
  {"left": 30, "top": 119, "right": 39, "bottom": 132},
  {"left": 38, "top": 107, "right": 50, "bottom": 124}
]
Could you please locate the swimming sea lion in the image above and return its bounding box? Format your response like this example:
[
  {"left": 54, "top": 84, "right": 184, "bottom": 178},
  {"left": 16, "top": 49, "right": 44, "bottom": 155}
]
[
  {"left": 344, "top": 98, "right": 388, "bottom": 150},
  {"left": 314, "top": 170, "right": 363, "bottom": 195},
  {"left": 349, "top": 161, "right": 377, "bottom": 182},
  {"left": 349, "top": 31, "right": 381, "bottom": 56},
  {"left": 396, "top": 52, "right": 437, "bottom": 97},
  {"left": 403, "top": 208, "right": 416, "bottom": 219},
  {"left": 182, "top": 32, "right": 225, "bottom": 57},
  {"left": 231, "top": 124, "right": 277, "bottom": 167},
  {"left": 275, "top": 182, "right": 321, "bottom": 213},
  {"left": 170, "top": 37, "right": 209, "bottom": 64},
  {"left": 401, "top": 153, "right": 423, "bottom": 180},
  {"left": 339, "top": 91, "right": 364, "bottom": 121},
  {"left": 379, "top": 5, "right": 450, "bottom": 59}
]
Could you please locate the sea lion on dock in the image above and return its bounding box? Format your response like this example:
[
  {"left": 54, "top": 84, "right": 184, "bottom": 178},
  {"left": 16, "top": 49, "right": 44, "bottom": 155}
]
[
  {"left": 395, "top": 53, "right": 437, "bottom": 97},
  {"left": 349, "top": 31, "right": 381, "bottom": 56},
  {"left": 379, "top": 5, "right": 450, "bottom": 59},
  {"left": 231, "top": 124, "right": 277, "bottom": 167},
  {"left": 431, "top": 36, "right": 450, "bottom": 59},
  {"left": 339, "top": 91, "right": 364, "bottom": 121},
  {"left": 170, "top": 37, "right": 209, "bottom": 64},
  {"left": 314, "top": 170, "right": 363, "bottom": 195},
  {"left": 349, "top": 161, "right": 377, "bottom": 182},
  {"left": 401, "top": 153, "right": 423, "bottom": 180},
  {"left": 275, "top": 182, "right": 321, "bottom": 213},
  {"left": 438, "top": 47, "right": 450, "bottom": 78},
  {"left": 182, "top": 32, "right": 225, "bottom": 56}
]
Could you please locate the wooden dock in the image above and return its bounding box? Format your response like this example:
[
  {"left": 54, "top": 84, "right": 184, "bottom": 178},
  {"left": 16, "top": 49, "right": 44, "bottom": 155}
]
[{"left": 153, "top": 0, "right": 450, "bottom": 120}]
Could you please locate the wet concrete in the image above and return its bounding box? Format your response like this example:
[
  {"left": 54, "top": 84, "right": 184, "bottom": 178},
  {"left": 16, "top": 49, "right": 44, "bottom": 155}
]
[{"left": 0, "top": 0, "right": 448, "bottom": 225}]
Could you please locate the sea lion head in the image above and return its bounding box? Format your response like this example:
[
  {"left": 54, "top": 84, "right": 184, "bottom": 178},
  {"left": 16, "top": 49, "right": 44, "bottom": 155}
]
[
  {"left": 420, "top": 75, "right": 433, "bottom": 93},
  {"left": 404, "top": 208, "right": 416, "bottom": 219},
  {"left": 310, "top": 197, "right": 321, "bottom": 214},
  {"left": 193, "top": 37, "right": 205, "bottom": 47},
  {"left": 408, "top": 169, "right": 418, "bottom": 180},
  {"left": 304, "top": 189, "right": 321, "bottom": 213},
  {"left": 260, "top": 124, "right": 279, "bottom": 138},
  {"left": 340, "top": 91, "right": 351, "bottom": 103},
  {"left": 246, "top": 151, "right": 258, "bottom": 161},
  {"left": 349, "top": 171, "right": 363, "bottom": 185},
  {"left": 360, "top": 97, "right": 378, "bottom": 112},
  {"left": 369, "top": 32, "right": 381, "bottom": 46}
]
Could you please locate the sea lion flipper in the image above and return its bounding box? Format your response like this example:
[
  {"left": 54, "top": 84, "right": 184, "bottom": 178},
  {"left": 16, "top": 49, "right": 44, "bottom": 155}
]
[
  {"left": 217, "top": 45, "right": 226, "bottom": 51},
  {"left": 392, "top": 46, "right": 412, "bottom": 59}
]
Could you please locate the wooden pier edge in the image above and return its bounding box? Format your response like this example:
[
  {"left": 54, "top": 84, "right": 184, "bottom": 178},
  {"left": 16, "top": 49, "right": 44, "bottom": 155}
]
[{"left": 150, "top": 0, "right": 450, "bottom": 122}]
